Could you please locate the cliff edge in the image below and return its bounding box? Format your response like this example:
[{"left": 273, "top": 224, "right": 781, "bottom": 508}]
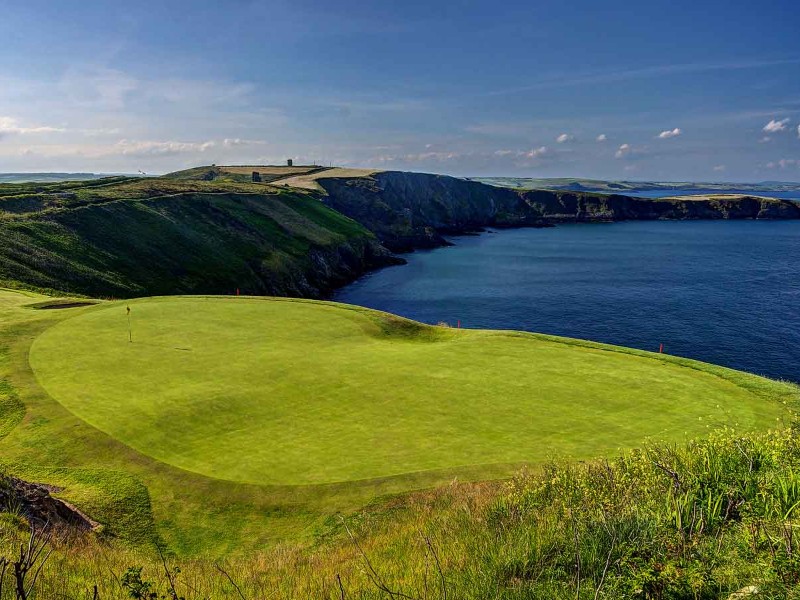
[{"left": 318, "top": 171, "right": 800, "bottom": 251}]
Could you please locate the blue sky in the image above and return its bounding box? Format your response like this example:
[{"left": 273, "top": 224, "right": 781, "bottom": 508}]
[{"left": 1, "top": 0, "right": 799, "bottom": 180}]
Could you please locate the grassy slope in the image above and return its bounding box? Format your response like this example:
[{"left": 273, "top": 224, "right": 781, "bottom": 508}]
[
  {"left": 1, "top": 290, "right": 795, "bottom": 556},
  {"left": 276, "top": 167, "right": 379, "bottom": 191},
  {"left": 30, "top": 296, "right": 786, "bottom": 486},
  {"left": 163, "top": 165, "right": 377, "bottom": 191},
  {"left": 162, "top": 165, "right": 326, "bottom": 184},
  {"left": 6, "top": 425, "right": 800, "bottom": 598},
  {"left": 0, "top": 177, "right": 380, "bottom": 298},
  {"left": 0, "top": 290, "right": 431, "bottom": 555}
]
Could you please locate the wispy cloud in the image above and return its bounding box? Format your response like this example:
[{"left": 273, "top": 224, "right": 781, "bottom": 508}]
[
  {"left": 596, "top": 134, "right": 607, "bottom": 142},
  {"left": 0, "top": 116, "right": 66, "bottom": 139},
  {"left": 763, "top": 118, "right": 790, "bottom": 133},
  {"left": 713, "top": 165, "right": 726, "bottom": 172},
  {"left": 484, "top": 57, "right": 800, "bottom": 96},
  {"left": 114, "top": 139, "right": 217, "bottom": 157},
  {"left": 57, "top": 67, "right": 139, "bottom": 111},
  {"left": 657, "top": 127, "right": 682, "bottom": 139},
  {"left": 556, "top": 133, "right": 573, "bottom": 143},
  {"left": 371, "top": 150, "right": 464, "bottom": 164},
  {"left": 222, "top": 138, "right": 267, "bottom": 148},
  {"left": 766, "top": 158, "right": 798, "bottom": 169},
  {"left": 525, "top": 146, "right": 549, "bottom": 158}
]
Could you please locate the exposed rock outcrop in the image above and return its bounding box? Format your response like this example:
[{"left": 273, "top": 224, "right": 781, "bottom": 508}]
[
  {"left": 0, "top": 476, "right": 99, "bottom": 531},
  {"left": 320, "top": 171, "right": 800, "bottom": 252}
]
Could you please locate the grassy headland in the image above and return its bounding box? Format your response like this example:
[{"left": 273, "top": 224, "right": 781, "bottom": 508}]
[
  {"left": 0, "top": 167, "right": 798, "bottom": 297},
  {"left": 0, "top": 174, "right": 395, "bottom": 298},
  {"left": 0, "top": 168, "right": 799, "bottom": 596}
]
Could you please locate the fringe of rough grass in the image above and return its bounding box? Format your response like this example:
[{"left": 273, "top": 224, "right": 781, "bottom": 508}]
[{"left": 3, "top": 426, "right": 800, "bottom": 598}]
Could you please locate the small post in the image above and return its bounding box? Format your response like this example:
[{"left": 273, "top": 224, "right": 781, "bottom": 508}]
[
  {"left": 659, "top": 343, "right": 663, "bottom": 354},
  {"left": 236, "top": 288, "right": 240, "bottom": 296},
  {"left": 457, "top": 320, "right": 461, "bottom": 329},
  {"left": 127, "top": 306, "right": 132, "bottom": 343}
]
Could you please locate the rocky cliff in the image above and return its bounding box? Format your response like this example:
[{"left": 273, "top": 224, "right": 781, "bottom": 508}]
[{"left": 320, "top": 171, "right": 800, "bottom": 252}]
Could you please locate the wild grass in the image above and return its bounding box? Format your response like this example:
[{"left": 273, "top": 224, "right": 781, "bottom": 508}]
[
  {"left": 0, "top": 186, "right": 377, "bottom": 298},
  {"left": 275, "top": 168, "right": 379, "bottom": 192},
  {"left": 3, "top": 426, "right": 800, "bottom": 598}
]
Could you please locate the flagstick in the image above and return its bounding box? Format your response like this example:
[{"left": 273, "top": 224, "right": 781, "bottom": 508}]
[{"left": 127, "top": 306, "right": 132, "bottom": 343}]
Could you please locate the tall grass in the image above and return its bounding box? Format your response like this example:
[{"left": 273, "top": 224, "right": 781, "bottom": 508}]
[{"left": 4, "top": 425, "right": 800, "bottom": 598}]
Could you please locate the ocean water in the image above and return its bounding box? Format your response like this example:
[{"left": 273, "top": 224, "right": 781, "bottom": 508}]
[{"left": 334, "top": 220, "right": 800, "bottom": 382}]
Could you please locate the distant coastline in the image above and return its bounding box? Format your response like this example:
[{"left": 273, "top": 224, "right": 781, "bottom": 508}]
[
  {"left": 0, "top": 172, "right": 127, "bottom": 184},
  {"left": 471, "top": 176, "right": 800, "bottom": 197}
]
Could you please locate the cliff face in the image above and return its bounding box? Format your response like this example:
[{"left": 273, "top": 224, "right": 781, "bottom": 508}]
[
  {"left": 320, "top": 172, "right": 800, "bottom": 251},
  {"left": 517, "top": 190, "right": 800, "bottom": 221},
  {"left": 321, "top": 172, "right": 541, "bottom": 251}
]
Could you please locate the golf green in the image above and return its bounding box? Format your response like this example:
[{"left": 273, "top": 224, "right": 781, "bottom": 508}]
[{"left": 29, "top": 296, "right": 785, "bottom": 485}]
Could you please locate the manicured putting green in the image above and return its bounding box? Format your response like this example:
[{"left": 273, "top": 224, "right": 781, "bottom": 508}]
[{"left": 29, "top": 297, "right": 785, "bottom": 485}]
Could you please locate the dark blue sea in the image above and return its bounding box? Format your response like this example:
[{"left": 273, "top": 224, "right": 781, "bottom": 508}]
[{"left": 335, "top": 220, "right": 800, "bottom": 382}]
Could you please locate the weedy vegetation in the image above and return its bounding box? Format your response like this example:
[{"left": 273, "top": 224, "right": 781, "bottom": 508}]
[{"left": 1, "top": 427, "right": 800, "bottom": 597}]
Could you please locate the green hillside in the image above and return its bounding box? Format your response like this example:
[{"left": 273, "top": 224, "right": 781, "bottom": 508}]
[
  {"left": 0, "top": 176, "right": 392, "bottom": 298},
  {"left": 0, "top": 289, "right": 793, "bottom": 553}
]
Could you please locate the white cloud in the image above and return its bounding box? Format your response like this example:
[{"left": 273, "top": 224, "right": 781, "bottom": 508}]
[
  {"left": 525, "top": 146, "right": 549, "bottom": 158},
  {"left": 766, "top": 159, "right": 798, "bottom": 169},
  {"left": 222, "top": 138, "right": 266, "bottom": 148},
  {"left": 615, "top": 143, "right": 632, "bottom": 158},
  {"left": 0, "top": 116, "right": 65, "bottom": 139},
  {"left": 657, "top": 127, "right": 682, "bottom": 139},
  {"left": 763, "top": 118, "right": 790, "bottom": 133},
  {"left": 114, "top": 139, "right": 217, "bottom": 157},
  {"left": 759, "top": 136, "right": 772, "bottom": 143},
  {"left": 556, "top": 133, "right": 573, "bottom": 143},
  {"left": 494, "top": 147, "right": 551, "bottom": 159},
  {"left": 372, "top": 151, "right": 463, "bottom": 163},
  {"left": 596, "top": 134, "right": 607, "bottom": 142},
  {"left": 713, "top": 165, "right": 726, "bottom": 172}
]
